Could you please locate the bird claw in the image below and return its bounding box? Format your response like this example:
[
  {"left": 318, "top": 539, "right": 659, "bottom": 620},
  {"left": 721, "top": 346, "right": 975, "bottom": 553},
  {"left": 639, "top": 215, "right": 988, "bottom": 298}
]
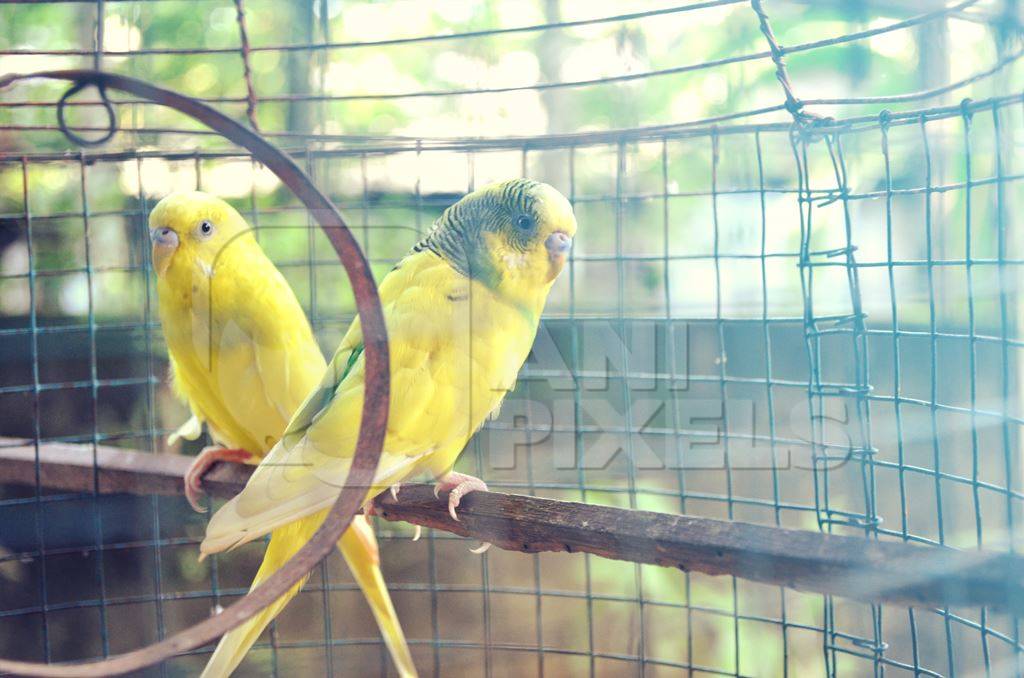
[
  {"left": 433, "top": 472, "right": 488, "bottom": 522},
  {"left": 390, "top": 483, "right": 401, "bottom": 501},
  {"left": 185, "top": 470, "right": 207, "bottom": 514},
  {"left": 469, "top": 542, "right": 491, "bottom": 555},
  {"left": 412, "top": 524, "right": 421, "bottom": 542},
  {"left": 184, "top": 446, "right": 252, "bottom": 513}
]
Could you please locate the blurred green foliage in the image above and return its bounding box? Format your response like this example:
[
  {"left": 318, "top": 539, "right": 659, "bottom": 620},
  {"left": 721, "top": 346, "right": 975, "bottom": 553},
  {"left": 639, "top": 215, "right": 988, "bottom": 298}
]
[{"left": 0, "top": 1, "right": 1022, "bottom": 675}]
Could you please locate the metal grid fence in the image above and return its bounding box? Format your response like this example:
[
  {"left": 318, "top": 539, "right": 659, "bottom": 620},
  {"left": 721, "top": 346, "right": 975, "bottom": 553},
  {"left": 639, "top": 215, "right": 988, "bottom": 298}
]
[{"left": 1, "top": 0, "right": 1023, "bottom": 675}]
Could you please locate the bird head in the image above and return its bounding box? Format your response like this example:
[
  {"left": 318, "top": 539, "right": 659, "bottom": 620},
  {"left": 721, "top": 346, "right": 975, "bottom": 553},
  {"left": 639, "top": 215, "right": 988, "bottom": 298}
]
[
  {"left": 422, "top": 179, "right": 577, "bottom": 305},
  {"left": 148, "top": 191, "right": 254, "bottom": 279}
]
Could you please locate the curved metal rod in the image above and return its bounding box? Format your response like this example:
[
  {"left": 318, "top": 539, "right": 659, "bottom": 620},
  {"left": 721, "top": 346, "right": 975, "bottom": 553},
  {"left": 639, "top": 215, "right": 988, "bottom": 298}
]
[
  {"left": 0, "top": 69, "right": 390, "bottom": 677},
  {"left": 55, "top": 79, "right": 117, "bottom": 146}
]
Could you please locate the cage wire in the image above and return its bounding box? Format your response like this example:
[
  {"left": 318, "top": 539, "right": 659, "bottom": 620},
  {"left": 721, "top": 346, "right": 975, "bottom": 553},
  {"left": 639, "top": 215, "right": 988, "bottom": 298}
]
[{"left": 1, "top": 0, "right": 1023, "bottom": 675}]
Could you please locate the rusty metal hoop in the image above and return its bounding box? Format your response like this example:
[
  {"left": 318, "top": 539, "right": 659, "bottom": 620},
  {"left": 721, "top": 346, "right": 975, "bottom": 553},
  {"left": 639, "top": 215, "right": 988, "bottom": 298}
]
[{"left": 0, "top": 69, "right": 390, "bottom": 677}]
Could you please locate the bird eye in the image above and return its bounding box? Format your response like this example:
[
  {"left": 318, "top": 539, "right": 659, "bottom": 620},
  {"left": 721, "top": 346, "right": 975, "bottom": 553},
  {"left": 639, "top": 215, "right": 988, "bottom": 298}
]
[
  {"left": 198, "top": 220, "right": 214, "bottom": 237},
  {"left": 515, "top": 214, "right": 534, "bottom": 230}
]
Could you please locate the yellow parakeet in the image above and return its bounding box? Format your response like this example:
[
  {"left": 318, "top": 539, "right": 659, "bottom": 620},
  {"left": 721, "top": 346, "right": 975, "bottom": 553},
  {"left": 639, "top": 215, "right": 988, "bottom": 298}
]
[
  {"left": 149, "top": 192, "right": 416, "bottom": 677},
  {"left": 193, "top": 180, "right": 577, "bottom": 675},
  {"left": 197, "top": 179, "right": 576, "bottom": 672}
]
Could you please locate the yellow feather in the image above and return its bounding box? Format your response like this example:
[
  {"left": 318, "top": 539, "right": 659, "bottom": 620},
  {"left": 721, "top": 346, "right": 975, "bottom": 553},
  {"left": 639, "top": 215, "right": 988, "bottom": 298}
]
[
  {"left": 150, "top": 191, "right": 415, "bottom": 678},
  {"left": 194, "top": 180, "right": 575, "bottom": 676},
  {"left": 200, "top": 179, "right": 578, "bottom": 555}
]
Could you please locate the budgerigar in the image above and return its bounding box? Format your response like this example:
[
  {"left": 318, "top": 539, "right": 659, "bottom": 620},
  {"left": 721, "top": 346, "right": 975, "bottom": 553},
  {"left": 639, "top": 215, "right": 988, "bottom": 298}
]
[
  {"left": 198, "top": 179, "right": 576, "bottom": 673},
  {"left": 149, "top": 192, "right": 416, "bottom": 677}
]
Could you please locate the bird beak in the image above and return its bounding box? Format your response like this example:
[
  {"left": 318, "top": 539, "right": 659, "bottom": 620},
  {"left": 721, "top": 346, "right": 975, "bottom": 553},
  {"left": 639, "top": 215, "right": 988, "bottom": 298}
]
[
  {"left": 150, "top": 227, "right": 179, "bottom": 276},
  {"left": 544, "top": 231, "right": 572, "bottom": 280},
  {"left": 545, "top": 231, "right": 572, "bottom": 260}
]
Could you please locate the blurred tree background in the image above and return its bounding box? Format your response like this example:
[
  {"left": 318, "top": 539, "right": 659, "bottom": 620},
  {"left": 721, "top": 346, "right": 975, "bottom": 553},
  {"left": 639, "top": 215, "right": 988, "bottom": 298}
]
[{"left": 0, "top": 1, "right": 1023, "bottom": 675}]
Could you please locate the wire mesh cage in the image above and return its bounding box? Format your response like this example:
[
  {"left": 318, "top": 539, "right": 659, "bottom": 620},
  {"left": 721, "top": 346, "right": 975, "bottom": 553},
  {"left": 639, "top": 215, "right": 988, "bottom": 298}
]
[{"left": 1, "top": 0, "right": 1023, "bottom": 676}]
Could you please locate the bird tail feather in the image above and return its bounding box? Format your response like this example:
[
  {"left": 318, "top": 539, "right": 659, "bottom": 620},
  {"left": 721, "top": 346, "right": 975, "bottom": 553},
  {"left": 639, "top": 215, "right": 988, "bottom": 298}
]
[
  {"left": 341, "top": 514, "right": 418, "bottom": 678},
  {"left": 199, "top": 513, "right": 416, "bottom": 678}
]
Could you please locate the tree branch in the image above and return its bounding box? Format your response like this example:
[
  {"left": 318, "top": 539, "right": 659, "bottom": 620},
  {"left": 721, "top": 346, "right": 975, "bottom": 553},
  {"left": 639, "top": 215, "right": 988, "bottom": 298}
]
[{"left": 2, "top": 438, "right": 1022, "bottom": 616}]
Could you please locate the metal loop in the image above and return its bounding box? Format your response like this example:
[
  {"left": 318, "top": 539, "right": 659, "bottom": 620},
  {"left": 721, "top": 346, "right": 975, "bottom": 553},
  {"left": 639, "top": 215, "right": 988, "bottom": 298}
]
[
  {"left": 56, "top": 79, "right": 118, "bottom": 147},
  {"left": 783, "top": 96, "right": 804, "bottom": 117},
  {"left": 0, "top": 69, "right": 389, "bottom": 678},
  {"left": 960, "top": 96, "right": 975, "bottom": 123}
]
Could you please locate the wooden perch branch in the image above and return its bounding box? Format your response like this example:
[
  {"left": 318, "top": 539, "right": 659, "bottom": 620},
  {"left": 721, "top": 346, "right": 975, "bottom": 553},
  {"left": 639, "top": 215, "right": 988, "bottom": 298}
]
[
  {"left": 2, "top": 438, "right": 1023, "bottom": 617},
  {"left": 0, "top": 438, "right": 252, "bottom": 499}
]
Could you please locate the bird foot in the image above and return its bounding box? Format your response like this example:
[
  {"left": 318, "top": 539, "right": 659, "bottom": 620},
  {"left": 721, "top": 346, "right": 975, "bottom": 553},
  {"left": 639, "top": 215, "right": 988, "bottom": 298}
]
[
  {"left": 184, "top": 446, "right": 252, "bottom": 513},
  {"left": 433, "top": 472, "right": 488, "bottom": 522},
  {"left": 365, "top": 482, "right": 403, "bottom": 517}
]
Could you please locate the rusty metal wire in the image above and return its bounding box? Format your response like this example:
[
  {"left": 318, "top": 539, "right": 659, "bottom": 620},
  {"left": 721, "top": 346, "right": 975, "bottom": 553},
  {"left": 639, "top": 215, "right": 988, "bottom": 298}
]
[
  {"left": 231, "top": 0, "right": 259, "bottom": 131},
  {"left": 0, "top": 69, "right": 390, "bottom": 676}
]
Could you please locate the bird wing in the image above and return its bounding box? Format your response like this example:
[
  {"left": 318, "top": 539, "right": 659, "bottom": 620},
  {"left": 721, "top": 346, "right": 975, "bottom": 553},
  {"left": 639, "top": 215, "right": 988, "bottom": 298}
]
[
  {"left": 279, "top": 328, "right": 362, "bottom": 449},
  {"left": 201, "top": 247, "right": 541, "bottom": 554},
  {"left": 206, "top": 254, "right": 328, "bottom": 454},
  {"left": 201, "top": 251, "right": 457, "bottom": 554}
]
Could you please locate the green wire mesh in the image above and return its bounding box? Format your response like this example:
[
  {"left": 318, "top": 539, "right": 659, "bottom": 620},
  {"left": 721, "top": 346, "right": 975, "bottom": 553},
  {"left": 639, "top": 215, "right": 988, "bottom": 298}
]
[{"left": 1, "top": 0, "right": 1023, "bottom": 676}]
